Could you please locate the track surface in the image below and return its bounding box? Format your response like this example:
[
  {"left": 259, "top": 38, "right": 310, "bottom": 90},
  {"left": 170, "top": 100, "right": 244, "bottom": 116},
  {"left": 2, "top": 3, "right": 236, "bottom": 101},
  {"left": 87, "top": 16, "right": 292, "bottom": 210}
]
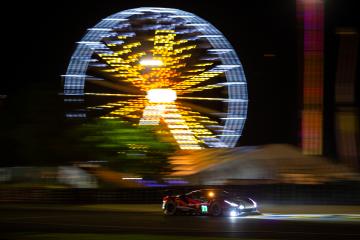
[{"left": 1, "top": 208, "right": 359, "bottom": 239}]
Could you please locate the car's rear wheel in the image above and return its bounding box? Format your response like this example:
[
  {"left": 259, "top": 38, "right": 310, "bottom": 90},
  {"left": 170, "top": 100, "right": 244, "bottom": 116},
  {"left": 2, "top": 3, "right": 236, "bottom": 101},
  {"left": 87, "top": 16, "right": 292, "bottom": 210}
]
[
  {"left": 210, "top": 201, "right": 222, "bottom": 217},
  {"left": 163, "top": 200, "right": 177, "bottom": 216}
]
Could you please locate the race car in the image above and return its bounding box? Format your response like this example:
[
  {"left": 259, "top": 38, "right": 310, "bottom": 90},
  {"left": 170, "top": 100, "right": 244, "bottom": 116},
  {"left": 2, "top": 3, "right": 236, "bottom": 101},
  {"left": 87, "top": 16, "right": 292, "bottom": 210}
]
[{"left": 162, "top": 189, "right": 258, "bottom": 216}]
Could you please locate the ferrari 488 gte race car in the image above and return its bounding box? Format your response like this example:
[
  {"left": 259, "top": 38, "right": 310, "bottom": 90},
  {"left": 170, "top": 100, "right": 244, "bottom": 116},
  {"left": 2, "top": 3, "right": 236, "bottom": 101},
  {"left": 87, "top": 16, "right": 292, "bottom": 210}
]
[{"left": 162, "top": 189, "right": 258, "bottom": 216}]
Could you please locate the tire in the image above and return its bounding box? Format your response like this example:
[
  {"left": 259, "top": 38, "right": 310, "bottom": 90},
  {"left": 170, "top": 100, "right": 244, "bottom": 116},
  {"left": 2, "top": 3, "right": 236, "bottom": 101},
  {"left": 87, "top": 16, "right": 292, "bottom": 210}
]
[
  {"left": 210, "top": 201, "right": 222, "bottom": 217},
  {"left": 163, "top": 200, "right": 177, "bottom": 216}
]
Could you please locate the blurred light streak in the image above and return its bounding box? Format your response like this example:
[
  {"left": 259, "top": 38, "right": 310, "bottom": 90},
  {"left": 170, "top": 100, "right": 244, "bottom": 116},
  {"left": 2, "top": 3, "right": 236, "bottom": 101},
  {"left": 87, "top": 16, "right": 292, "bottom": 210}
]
[
  {"left": 297, "top": 0, "right": 324, "bottom": 155},
  {"left": 84, "top": 92, "right": 143, "bottom": 97},
  {"left": 335, "top": 28, "right": 359, "bottom": 170},
  {"left": 139, "top": 102, "right": 202, "bottom": 150}
]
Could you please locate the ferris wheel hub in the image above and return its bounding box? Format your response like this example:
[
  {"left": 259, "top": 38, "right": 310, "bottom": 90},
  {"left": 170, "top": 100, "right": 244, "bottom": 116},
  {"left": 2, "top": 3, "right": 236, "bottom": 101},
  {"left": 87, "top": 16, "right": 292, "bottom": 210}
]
[
  {"left": 139, "top": 58, "right": 164, "bottom": 66},
  {"left": 146, "top": 89, "right": 177, "bottom": 103}
]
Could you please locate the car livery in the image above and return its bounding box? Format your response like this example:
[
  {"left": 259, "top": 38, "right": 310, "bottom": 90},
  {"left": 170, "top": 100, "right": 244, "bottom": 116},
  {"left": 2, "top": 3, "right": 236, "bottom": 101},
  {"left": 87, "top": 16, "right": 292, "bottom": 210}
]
[{"left": 162, "top": 189, "right": 258, "bottom": 216}]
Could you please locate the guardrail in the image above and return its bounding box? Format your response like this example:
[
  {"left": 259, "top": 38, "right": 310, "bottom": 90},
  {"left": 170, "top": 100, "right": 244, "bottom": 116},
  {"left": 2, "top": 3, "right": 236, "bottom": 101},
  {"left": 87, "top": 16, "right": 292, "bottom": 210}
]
[{"left": 0, "top": 182, "right": 359, "bottom": 204}]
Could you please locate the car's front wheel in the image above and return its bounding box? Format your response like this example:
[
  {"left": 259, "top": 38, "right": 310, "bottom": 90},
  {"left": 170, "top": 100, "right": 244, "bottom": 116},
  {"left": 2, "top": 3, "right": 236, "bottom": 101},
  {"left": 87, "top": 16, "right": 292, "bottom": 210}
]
[
  {"left": 163, "top": 200, "right": 177, "bottom": 216},
  {"left": 210, "top": 201, "right": 222, "bottom": 216}
]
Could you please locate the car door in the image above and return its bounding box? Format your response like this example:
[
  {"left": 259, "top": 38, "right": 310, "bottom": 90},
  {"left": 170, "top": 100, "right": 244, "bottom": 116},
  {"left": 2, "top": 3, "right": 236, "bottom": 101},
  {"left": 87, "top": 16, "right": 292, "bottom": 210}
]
[{"left": 187, "top": 191, "right": 202, "bottom": 209}]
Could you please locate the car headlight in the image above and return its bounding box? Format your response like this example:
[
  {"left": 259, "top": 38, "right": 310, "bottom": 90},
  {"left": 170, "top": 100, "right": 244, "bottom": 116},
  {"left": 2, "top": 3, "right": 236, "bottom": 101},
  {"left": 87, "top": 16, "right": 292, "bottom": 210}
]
[
  {"left": 239, "top": 204, "right": 245, "bottom": 210},
  {"left": 230, "top": 210, "right": 238, "bottom": 217}
]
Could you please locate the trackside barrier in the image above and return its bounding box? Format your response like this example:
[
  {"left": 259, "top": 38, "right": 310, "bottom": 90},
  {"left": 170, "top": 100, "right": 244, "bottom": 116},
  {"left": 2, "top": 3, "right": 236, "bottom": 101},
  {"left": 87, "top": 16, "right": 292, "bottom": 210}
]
[{"left": 0, "top": 182, "right": 359, "bottom": 204}]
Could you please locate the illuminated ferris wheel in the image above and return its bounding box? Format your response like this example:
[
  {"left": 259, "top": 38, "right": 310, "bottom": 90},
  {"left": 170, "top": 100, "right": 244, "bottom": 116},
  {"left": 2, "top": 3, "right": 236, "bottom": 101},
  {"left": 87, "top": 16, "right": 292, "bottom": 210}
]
[{"left": 63, "top": 7, "right": 248, "bottom": 150}]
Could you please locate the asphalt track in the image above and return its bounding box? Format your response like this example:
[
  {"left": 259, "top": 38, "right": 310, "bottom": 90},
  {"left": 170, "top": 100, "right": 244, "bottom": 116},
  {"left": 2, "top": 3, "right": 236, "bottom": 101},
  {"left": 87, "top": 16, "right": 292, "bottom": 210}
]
[{"left": 1, "top": 208, "right": 359, "bottom": 239}]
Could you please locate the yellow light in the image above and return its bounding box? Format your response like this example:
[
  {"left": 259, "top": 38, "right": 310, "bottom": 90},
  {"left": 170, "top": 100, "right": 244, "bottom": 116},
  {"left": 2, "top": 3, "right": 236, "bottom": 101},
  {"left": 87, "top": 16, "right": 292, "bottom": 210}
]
[
  {"left": 146, "top": 89, "right": 177, "bottom": 103},
  {"left": 208, "top": 191, "right": 215, "bottom": 197},
  {"left": 139, "top": 59, "right": 164, "bottom": 66}
]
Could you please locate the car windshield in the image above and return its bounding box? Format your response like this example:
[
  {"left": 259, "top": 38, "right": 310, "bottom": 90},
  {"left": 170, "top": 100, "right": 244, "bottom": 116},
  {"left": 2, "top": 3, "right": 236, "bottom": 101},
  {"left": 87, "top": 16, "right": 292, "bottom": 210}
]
[{"left": 186, "top": 189, "right": 232, "bottom": 198}]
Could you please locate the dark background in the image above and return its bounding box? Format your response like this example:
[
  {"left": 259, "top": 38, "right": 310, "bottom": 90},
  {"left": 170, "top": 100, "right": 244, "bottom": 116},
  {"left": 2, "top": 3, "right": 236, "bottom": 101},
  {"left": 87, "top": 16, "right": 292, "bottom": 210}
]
[{"left": 1, "top": 0, "right": 359, "bottom": 161}]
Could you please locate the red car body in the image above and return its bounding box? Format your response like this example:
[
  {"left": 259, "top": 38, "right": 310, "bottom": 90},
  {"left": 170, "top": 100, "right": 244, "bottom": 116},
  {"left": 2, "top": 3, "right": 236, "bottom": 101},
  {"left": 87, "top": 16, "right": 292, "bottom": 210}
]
[{"left": 162, "top": 189, "right": 258, "bottom": 216}]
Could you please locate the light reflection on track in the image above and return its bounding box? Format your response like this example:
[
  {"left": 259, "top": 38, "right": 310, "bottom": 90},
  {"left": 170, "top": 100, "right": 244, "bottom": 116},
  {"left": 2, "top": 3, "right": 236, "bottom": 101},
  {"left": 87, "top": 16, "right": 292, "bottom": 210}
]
[{"left": 240, "top": 213, "right": 360, "bottom": 222}]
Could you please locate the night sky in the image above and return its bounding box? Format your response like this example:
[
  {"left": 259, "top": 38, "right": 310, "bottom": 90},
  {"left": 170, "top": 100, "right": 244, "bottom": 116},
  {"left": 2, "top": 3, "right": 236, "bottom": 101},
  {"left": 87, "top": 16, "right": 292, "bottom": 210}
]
[{"left": 2, "top": 1, "right": 359, "bottom": 156}]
